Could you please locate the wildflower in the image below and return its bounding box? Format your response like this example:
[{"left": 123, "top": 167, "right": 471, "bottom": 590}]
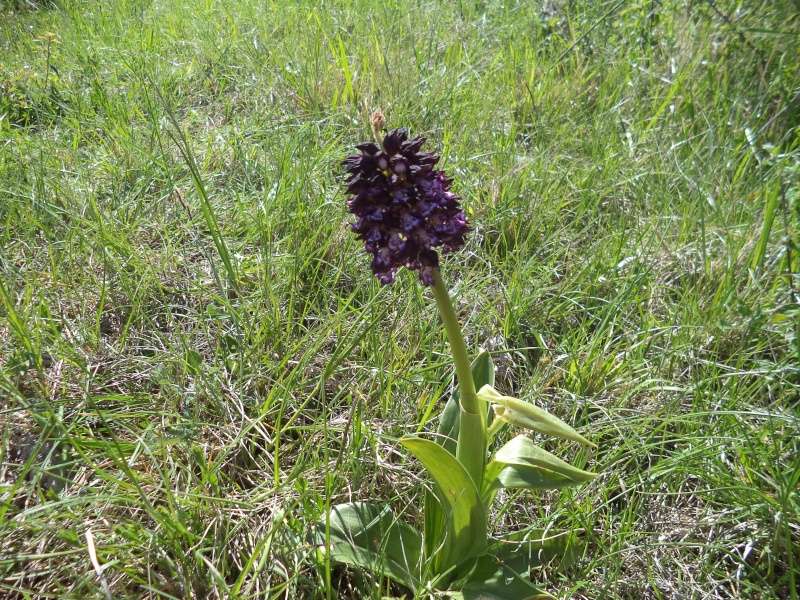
[
  {"left": 343, "top": 128, "right": 469, "bottom": 285},
  {"left": 323, "top": 124, "right": 598, "bottom": 598}
]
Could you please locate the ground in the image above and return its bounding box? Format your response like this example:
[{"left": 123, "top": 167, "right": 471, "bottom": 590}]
[{"left": 0, "top": 0, "right": 798, "bottom": 598}]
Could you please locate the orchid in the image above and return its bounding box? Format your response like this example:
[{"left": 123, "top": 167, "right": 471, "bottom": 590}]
[{"left": 316, "top": 123, "right": 598, "bottom": 599}]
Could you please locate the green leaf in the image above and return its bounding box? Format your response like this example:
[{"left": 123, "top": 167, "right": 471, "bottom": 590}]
[
  {"left": 495, "top": 435, "right": 597, "bottom": 481},
  {"left": 314, "top": 502, "right": 421, "bottom": 590},
  {"left": 751, "top": 180, "right": 781, "bottom": 270},
  {"left": 437, "top": 395, "right": 460, "bottom": 454},
  {"left": 487, "top": 435, "right": 597, "bottom": 492},
  {"left": 459, "top": 553, "right": 554, "bottom": 599},
  {"left": 428, "top": 351, "right": 495, "bottom": 568},
  {"left": 438, "top": 351, "right": 496, "bottom": 452},
  {"left": 400, "top": 436, "right": 487, "bottom": 567},
  {"left": 423, "top": 489, "right": 444, "bottom": 571},
  {"left": 185, "top": 349, "right": 202, "bottom": 375},
  {"left": 495, "top": 465, "right": 582, "bottom": 490},
  {"left": 480, "top": 460, "right": 507, "bottom": 504},
  {"left": 494, "top": 529, "right": 580, "bottom": 571},
  {"left": 477, "top": 385, "right": 595, "bottom": 447},
  {"left": 471, "top": 350, "right": 496, "bottom": 393},
  {"left": 453, "top": 531, "right": 579, "bottom": 599}
]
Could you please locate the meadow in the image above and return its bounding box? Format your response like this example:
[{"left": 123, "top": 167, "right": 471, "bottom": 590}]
[{"left": 1, "top": 0, "right": 798, "bottom": 598}]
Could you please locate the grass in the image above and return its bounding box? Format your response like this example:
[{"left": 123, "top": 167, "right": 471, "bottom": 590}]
[{"left": 0, "top": 0, "right": 798, "bottom": 597}]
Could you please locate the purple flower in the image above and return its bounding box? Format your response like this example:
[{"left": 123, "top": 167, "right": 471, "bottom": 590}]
[{"left": 343, "top": 128, "right": 469, "bottom": 285}]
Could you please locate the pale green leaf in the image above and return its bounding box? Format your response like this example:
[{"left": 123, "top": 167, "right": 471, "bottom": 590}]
[
  {"left": 477, "top": 385, "right": 595, "bottom": 447},
  {"left": 493, "top": 435, "right": 597, "bottom": 484},
  {"left": 400, "top": 436, "right": 487, "bottom": 566},
  {"left": 496, "top": 465, "right": 582, "bottom": 490},
  {"left": 460, "top": 553, "right": 554, "bottom": 599},
  {"left": 471, "top": 350, "right": 496, "bottom": 393}
]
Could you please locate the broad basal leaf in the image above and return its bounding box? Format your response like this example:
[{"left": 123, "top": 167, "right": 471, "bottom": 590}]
[
  {"left": 477, "top": 385, "right": 594, "bottom": 447},
  {"left": 449, "top": 532, "right": 578, "bottom": 599},
  {"left": 401, "top": 436, "right": 487, "bottom": 568},
  {"left": 460, "top": 553, "right": 554, "bottom": 599},
  {"left": 314, "top": 502, "right": 421, "bottom": 590}
]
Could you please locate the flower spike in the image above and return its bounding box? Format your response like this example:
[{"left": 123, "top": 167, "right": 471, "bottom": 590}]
[{"left": 343, "top": 128, "right": 469, "bottom": 285}]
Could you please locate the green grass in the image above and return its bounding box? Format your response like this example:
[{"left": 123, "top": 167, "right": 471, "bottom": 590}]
[{"left": 1, "top": 0, "right": 798, "bottom": 597}]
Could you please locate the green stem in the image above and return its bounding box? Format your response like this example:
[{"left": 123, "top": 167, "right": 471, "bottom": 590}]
[{"left": 431, "top": 269, "right": 485, "bottom": 487}]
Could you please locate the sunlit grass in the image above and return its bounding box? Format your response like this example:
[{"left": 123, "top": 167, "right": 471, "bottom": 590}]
[{"left": 1, "top": 0, "right": 798, "bottom": 598}]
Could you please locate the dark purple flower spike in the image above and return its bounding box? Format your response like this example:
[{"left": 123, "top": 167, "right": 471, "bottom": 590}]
[{"left": 343, "top": 128, "right": 469, "bottom": 285}]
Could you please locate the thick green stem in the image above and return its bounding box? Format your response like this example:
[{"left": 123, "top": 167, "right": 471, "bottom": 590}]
[{"left": 431, "top": 269, "right": 485, "bottom": 488}]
